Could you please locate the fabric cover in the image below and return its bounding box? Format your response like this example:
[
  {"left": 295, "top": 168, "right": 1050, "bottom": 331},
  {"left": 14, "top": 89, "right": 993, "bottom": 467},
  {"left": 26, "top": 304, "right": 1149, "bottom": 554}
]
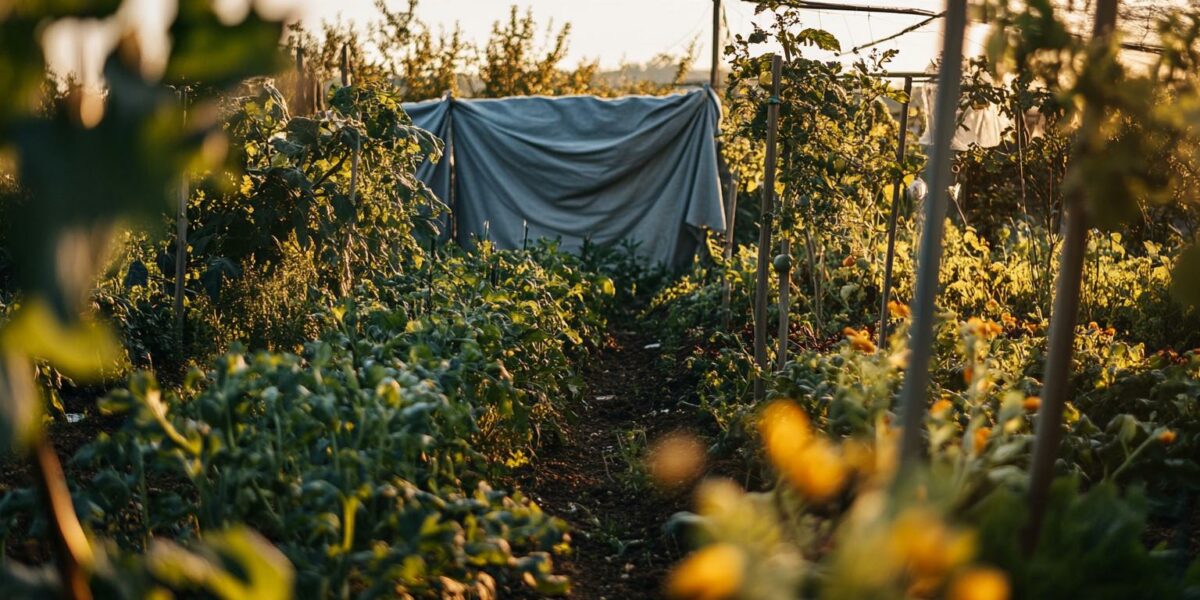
[
  {"left": 403, "top": 89, "right": 726, "bottom": 267},
  {"left": 917, "top": 83, "right": 1011, "bottom": 150}
]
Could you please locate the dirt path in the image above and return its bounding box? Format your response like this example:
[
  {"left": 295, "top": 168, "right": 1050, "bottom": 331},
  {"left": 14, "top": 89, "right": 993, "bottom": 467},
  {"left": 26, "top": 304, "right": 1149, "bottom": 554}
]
[{"left": 512, "top": 319, "right": 702, "bottom": 599}]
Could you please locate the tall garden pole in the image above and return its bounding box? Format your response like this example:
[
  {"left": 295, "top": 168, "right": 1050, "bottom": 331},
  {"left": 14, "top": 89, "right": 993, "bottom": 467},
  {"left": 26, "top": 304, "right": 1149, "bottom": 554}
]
[
  {"left": 1024, "top": 0, "right": 1119, "bottom": 554},
  {"left": 753, "top": 54, "right": 783, "bottom": 401},
  {"left": 775, "top": 235, "right": 791, "bottom": 370},
  {"left": 896, "top": 0, "right": 967, "bottom": 464},
  {"left": 878, "top": 76, "right": 913, "bottom": 350},
  {"left": 721, "top": 177, "right": 739, "bottom": 326},
  {"left": 340, "top": 43, "right": 351, "bottom": 87},
  {"left": 173, "top": 88, "right": 189, "bottom": 342},
  {"left": 711, "top": 0, "right": 722, "bottom": 88}
]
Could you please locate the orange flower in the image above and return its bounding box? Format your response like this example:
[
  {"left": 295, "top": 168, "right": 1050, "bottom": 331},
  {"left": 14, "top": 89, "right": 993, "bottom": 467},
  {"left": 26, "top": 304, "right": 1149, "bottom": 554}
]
[
  {"left": 843, "top": 326, "right": 862, "bottom": 338},
  {"left": 1000, "top": 313, "right": 1016, "bottom": 327},
  {"left": 1104, "top": 327, "right": 1116, "bottom": 336},
  {"left": 888, "top": 300, "right": 911, "bottom": 319},
  {"left": 842, "top": 255, "right": 857, "bottom": 267},
  {"left": 1159, "top": 430, "right": 1177, "bottom": 445},
  {"left": 1022, "top": 396, "right": 1041, "bottom": 411},
  {"left": 931, "top": 398, "right": 953, "bottom": 417},
  {"left": 948, "top": 567, "right": 1010, "bottom": 600},
  {"left": 849, "top": 334, "right": 877, "bottom": 353},
  {"left": 963, "top": 367, "right": 974, "bottom": 384},
  {"left": 983, "top": 320, "right": 1003, "bottom": 338},
  {"left": 1088, "top": 321, "right": 1099, "bottom": 331},
  {"left": 973, "top": 427, "right": 991, "bottom": 454}
]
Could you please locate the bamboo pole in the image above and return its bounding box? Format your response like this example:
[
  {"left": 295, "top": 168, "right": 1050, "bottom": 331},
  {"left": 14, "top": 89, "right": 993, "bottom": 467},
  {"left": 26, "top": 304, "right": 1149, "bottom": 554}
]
[
  {"left": 1024, "top": 0, "right": 1119, "bottom": 554},
  {"left": 896, "top": 0, "right": 967, "bottom": 464},
  {"left": 173, "top": 88, "right": 188, "bottom": 342},
  {"left": 721, "top": 177, "right": 740, "bottom": 327},
  {"left": 753, "top": 54, "right": 783, "bottom": 401},
  {"left": 877, "top": 76, "right": 913, "bottom": 350},
  {"left": 295, "top": 47, "right": 307, "bottom": 114},
  {"left": 776, "top": 236, "right": 791, "bottom": 370},
  {"left": 711, "top": 0, "right": 722, "bottom": 88},
  {"left": 340, "top": 43, "right": 351, "bottom": 87}
]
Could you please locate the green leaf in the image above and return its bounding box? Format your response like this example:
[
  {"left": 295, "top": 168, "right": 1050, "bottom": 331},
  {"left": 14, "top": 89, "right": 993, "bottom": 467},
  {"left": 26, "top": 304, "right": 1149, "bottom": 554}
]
[{"left": 165, "top": 2, "right": 287, "bottom": 88}]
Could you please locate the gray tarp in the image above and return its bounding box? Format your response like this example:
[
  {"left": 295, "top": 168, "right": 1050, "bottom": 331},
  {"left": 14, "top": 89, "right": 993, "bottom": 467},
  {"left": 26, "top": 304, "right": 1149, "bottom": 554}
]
[{"left": 403, "top": 89, "right": 726, "bottom": 267}]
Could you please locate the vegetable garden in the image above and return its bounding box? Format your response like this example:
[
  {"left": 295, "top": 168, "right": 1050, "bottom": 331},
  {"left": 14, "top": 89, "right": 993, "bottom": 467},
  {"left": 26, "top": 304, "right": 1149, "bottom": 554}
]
[{"left": 1, "top": 0, "right": 1199, "bottom": 599}]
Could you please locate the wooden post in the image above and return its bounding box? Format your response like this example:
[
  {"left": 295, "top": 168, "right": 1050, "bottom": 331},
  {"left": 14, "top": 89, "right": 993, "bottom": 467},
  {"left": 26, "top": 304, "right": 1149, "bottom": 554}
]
[
  {"left": 877, "top": 76, "right": 913, "bottom": 350},
  {"left": 173, "top": 87, "right": 189, "bottom": 342},
  {"left": 721, "top": 177, "right": 740, "bottom": 326},
  {"left": 340, "top": 43, "right": 351, "bottom": 87},
  {"left": 294, "top": 46, "right": 307, "bottom": 114},
  {"left": 1024, "top": 0, "right": 1119, "bottom": 554},
  {"left": 896, "top": 0, "right": 967, "bottom": 464},
  {"left": 711, "top": 0, "right": 722, "bottom": 88},
  {"left": 776, "top": 236, "right": 791, "bottom": 370},
  {"left": 753, "top": 54, "right": 783, "bottom": 401}
]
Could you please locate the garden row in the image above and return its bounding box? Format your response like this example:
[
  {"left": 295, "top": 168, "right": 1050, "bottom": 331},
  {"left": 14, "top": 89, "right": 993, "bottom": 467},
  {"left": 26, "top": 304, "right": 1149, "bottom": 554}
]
[
  {"left": 648, "top": 3, "right": 1200, "bottom": 597},
  {"left": 0, "top": 31, "right": 623, "bottom": 596}
]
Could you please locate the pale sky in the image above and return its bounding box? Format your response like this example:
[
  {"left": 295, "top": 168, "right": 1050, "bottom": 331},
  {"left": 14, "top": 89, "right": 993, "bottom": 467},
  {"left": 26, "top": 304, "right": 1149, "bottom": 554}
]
[{"left": 298, "top": 0, "right": 991, "bottom": 74}]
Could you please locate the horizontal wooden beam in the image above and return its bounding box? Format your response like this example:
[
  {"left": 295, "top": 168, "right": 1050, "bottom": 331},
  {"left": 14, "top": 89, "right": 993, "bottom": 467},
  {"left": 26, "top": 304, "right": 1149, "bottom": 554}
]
[{"left": 740, "top": 0, "right": 941, "bottom": 18}]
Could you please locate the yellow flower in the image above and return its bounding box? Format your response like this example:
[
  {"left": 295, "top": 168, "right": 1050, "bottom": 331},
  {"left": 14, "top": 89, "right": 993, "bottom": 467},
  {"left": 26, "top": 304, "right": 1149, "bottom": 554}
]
[
  {"left": 1159, "top": 429, "right": 1177, "bottom": 445},
  {"left": 788, "top": 439, "right": 849, "bottom": 500},
  {"left": 948, "top": 567, "right": 1010, "bottom": 600},
  {"left": 759, "top": 402, "right": 848, "bottom": 501},
  {"left": 1000, "top": 313, "right": 1016, "bottom": 327},
  {"left": 666, "top": 543, "right": 746, "bottom": 600},
  {"left": 1022, "top": 396, "right": 1041, "bottom": 412},
  {"left": 888, "top": 300, "right": 911, "bottom": 319},
  {"left": 760, "top": 401, "right": 812, "bottom": 459},
  {"left": 888, "top": 509, "right": 977, "bottom": 580},
  {"left": 973, "top": 427, "right": 991, "bottom": 454}
]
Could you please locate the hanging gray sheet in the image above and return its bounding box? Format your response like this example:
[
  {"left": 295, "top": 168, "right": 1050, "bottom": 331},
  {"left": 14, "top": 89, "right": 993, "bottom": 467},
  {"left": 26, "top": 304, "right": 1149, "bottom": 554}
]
[{"left": 403, "top": 89, "right": 726, "bottom": 268}]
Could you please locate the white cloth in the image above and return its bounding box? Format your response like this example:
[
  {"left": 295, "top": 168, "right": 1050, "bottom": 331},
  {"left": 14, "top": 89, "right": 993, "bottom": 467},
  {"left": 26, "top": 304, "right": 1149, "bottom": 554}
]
[{"left": 917, "top": 84, "right": 1010, "bottom": 150}]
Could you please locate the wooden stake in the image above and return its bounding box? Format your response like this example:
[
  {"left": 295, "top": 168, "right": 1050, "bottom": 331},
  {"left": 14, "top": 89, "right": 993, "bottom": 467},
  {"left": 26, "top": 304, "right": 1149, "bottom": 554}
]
[
  {"left": 1024, "top": 0, "right": 1119, "bottom": 554},
  {"left": 877, "top": 76, "right": 913, "bottom": 350},
  {"left": 896, "top": 0, "right": 967, "bottom": 464},
  {"left": 776, "top": 236, "right": 791, "bottom": 370},
  {"left": 711, "top": 0, "right": 722, "bottom": 89},
  {"left": 721, "top": 177, "right": 740, "bottom": 327},
  {"left": 753, "top": 54, "right": 783, "bottom": 401},
  {"left": 295, "top": 47, "right": 308, "bottom": 114},
  {"left": 340, "top": 43, "right": 351, "bottom": 87},
  {"left": 173, "top": 88, "right": 188, "bottom": 343}
]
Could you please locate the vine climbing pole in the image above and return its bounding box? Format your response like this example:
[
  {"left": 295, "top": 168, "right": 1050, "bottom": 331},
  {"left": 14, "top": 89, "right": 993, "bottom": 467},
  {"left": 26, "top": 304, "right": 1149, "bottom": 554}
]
[
  {"left": 877, "top": 76, "right": 914, "bottom": 350},
  {"left": 1024, "top": 0, "right": 1120, "bottom": 554},
  {"left": 896, "top": 0, "right": 967, "bottom": 464},
  {"left": 753, "top": 54, "right": 783, "bottom": 401}
]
